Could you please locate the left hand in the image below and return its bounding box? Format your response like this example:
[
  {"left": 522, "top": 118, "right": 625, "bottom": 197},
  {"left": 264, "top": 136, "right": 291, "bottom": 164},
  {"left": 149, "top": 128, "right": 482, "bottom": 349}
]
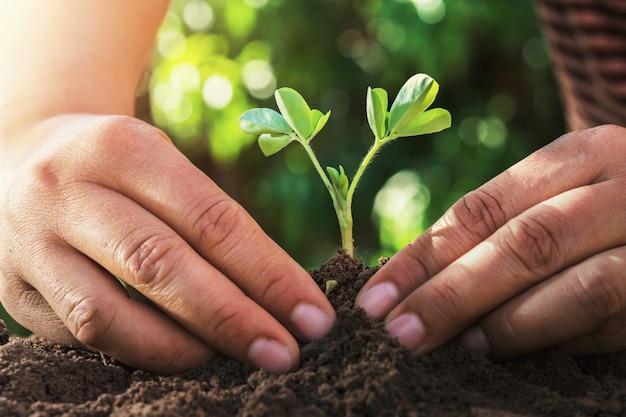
[
  {"left": 0, "top": 115, "right": 336, "bottom": 374},
  {"left": 356, "top": 124, "right": 626, "bottom": 358}
]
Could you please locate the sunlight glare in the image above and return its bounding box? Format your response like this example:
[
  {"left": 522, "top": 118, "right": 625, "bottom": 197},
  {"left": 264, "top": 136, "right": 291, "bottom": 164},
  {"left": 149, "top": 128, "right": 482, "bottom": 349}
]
[
  {"left": 373, "top": 170, "right": 430, "bottom": 254},
  {"left": 405, "top": 0, "right": 446, "bottom": 24},
  {"left": 202, "top": 75, "right": 234, "bottom": 109},
  {"left": 243, "top": 60, "right": 276, "bottom": 99},
  {"left": 183, "top": 0, "right": 215, "bottom": 32}
]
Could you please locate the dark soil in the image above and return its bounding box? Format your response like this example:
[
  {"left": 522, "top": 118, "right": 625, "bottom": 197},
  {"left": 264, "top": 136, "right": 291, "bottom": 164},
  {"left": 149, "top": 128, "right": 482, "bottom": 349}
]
[{"left": 1, "top": 250, "right": 626, "bottom": 416}]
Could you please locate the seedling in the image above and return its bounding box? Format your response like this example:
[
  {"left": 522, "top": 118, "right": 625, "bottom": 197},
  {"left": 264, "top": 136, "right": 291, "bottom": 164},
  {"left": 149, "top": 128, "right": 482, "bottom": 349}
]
[{"left": 240, "top": 73, "right": 451, "bottom": 258}]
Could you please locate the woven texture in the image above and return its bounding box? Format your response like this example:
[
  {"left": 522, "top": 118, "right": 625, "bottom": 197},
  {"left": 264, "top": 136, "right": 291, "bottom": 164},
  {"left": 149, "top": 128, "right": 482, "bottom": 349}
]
[{"left": 536, "top": 0, "right": 626, "bottom": 130}]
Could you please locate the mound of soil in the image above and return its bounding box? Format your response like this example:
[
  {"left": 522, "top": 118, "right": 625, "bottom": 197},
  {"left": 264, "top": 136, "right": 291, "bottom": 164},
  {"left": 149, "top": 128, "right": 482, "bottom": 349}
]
[{"left": 1, "top": 251, "right": 626, "bottom": 416}]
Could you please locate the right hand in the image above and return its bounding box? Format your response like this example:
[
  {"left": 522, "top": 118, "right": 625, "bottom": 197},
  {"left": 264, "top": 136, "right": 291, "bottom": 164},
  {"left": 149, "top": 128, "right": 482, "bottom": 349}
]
[
  {"left": 0, "top": 114, "right": 336, "bottom": 374},
  {"left": 356, "top": 124, "right": 626, "bottom": 359}
]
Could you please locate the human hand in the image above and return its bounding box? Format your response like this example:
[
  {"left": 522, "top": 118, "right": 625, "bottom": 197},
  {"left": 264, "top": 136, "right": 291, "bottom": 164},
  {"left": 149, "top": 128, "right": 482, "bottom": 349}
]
[
  {"left": 0, "top": 114, "right": 335, "bottom": 374},
  {"left": 356, "top": 124, "right": 626, "bottom": 358}
]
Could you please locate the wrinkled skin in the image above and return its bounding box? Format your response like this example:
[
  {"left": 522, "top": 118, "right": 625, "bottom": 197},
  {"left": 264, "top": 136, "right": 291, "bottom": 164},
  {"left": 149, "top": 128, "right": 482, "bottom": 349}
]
[
  {"left": 357, "top": 124, "right": 626, "bottom": 358},
  {"left": 0, "top": 115, "right": 335, "bottom": 374},
  {"left": 0, "top": 0, "right": 336, "bottom": 375}
]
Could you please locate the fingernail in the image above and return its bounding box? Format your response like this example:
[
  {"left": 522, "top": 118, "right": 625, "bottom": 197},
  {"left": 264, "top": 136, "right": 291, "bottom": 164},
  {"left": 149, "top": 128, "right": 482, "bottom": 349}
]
[
  {"left": 355, "top": 282, "right": 399, "bottom": 319},
  {"left": 459, "top": 326, "right": 491, "bottom": 355},
  {"left": 290, "top": 303, "right": 334, "bottom": 341},
  {"left": 386, "top": 313, "right": 425, "bottom": 350},
  {"left": 248, "top": 338, "right": 293, "bottom": 374}
]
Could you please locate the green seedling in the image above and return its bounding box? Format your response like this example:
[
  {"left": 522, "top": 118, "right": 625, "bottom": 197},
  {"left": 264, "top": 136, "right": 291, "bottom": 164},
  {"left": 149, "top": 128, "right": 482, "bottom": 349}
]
[{"left": 240, "top": 73, "right": 451, "bottom": 258}]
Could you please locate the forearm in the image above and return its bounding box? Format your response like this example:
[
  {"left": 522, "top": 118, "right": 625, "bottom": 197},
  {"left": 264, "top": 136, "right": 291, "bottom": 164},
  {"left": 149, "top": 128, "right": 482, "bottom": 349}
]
[{"left": 0, "top": 0, "right": 168, "bottom": 138}]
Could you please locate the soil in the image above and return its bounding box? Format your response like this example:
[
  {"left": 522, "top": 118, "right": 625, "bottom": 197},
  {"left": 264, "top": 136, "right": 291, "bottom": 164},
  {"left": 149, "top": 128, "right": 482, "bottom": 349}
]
[{"left": 1, "top": 250, "right": 626, "bottom": 416}]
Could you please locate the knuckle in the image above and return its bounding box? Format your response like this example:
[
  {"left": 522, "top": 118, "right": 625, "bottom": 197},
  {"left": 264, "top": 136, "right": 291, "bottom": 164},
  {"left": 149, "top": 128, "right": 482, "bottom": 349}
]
[
  {"left": 87, "top": 115, "right": 165, "bottom": 160},
  {"left": 205, "top": 302, "right": 247, "bottom": 341},
  {"left": 21, "top": 159, "right": 62, "bottom": 193},
  {"left": 568, "top": 124, "right": 626, "bottom": 170},
  {"left": 65, "top": 295, "right": 115, "bottom": 348},
  {"left": 562, "top": 124, "right": 615, "bottom": 148},
  {"left": 90, "top": 115, "right": 149, "bottom": 142},
  {"left": 398, "top": 238, "right": 436, "bottom": 283},
  {"left": 590, "top": 124, "right": 624, "bottom": 144},
  {"left": 5, "top": 159, "right": 63, "bottom": 221},
  {"left": 495, "top": 311, "right": 519, "bottom": 342},
  {"left": 451, "top": 187, "right": 507, "bottom": 243},
  {"left": 574, "top": 263, "right": 625, "bottom": 320},
  {"left": 0, "top": 275, "right": 31, "bottom": 318},
  {"left": 118, "top": 232, "right": 182, "bottom": 291},
  {"left": 499, "top": 212, "right": 563, "bottom": 276},
  {"left": 191, "top": 196, "right": 246, "bottom": 255},
  {"left": 17, "top": 285, "right": 44, "bottom": 309},
  {"left": 258, "top": 272, "right": 290, "bottom": 306},
  {"left": 593, "top": 125, "right": 626, "bottom": 177},
  {"left": 429, "top": 278, "right": 468, "bottom": 324}
]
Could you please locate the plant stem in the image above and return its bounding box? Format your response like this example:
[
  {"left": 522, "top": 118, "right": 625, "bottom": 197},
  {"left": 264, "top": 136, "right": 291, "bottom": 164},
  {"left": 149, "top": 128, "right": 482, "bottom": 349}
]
[
  {"left": 301, "top": 141, "right": 354, "bottom": 257},
  {"left": 338, "top": 204, "right": 353, "bottom": 257},
  {"left": 345, "top": 138, "right": 382, "bottom": 210}
]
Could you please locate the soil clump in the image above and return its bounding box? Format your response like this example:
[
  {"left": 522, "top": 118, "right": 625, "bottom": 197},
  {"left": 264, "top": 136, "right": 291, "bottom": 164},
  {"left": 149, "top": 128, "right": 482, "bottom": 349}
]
[{"left": 1, "top": 251, "right": 625, "bottom": 416}]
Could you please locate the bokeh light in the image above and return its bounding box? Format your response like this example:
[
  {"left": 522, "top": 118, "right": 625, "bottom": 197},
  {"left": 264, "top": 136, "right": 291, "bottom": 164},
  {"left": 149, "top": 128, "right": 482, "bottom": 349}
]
[
  {"left": 202, "top": 75, "right": 233, "bottom": 109},
  {"left": 145, "top": 0, "right": 563, "bottom": 266},
  {"left": 242, "top": 59, "right": 276, "bottom": 99},
  {"left": 1, "top": 0, "right": 566, "bottom": 334},
  {"left": 373, "top": 170, "right": 430, "bottom": 256},
  {"left": 405, "top": 0, "right": 446, "bottom": 24},
  {"left": 182, "top": 0, "right": 214, "bottom": 32}
]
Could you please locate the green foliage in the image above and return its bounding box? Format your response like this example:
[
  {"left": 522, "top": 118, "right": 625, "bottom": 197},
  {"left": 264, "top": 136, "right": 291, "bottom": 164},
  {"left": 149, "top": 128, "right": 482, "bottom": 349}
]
[
  {"left": 388, "top": 74, "right": 439, "bottom": 136},
  {"left": 326, "top": 166, "right": 349, "bottom": 199},
  {"left": 240, "top": 73, "right": 451, "bottom": 257},
  {"left": 2, "top": 0, "right": 566, "bottom": 333},
  {"left": 274, "top": 88, "right": 314, "bottom": 139},
  {"left": 366, "top": 87, "right": 388, "bottom": 139},
  {"left": 239, "top": 108, "right": 292, "bottom": 136},
  {"left": 142, "top": 0, "right": 563, "bottom": 266}
]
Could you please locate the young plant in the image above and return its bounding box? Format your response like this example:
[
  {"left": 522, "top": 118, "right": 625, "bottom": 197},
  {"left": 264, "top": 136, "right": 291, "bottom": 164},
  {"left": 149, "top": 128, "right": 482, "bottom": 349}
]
[{"left": 239, "top": 73, "right": 451, "bottom": 258}]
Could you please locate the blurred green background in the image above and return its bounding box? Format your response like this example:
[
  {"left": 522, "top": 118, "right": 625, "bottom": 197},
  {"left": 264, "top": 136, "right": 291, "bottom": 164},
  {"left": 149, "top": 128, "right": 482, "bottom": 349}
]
[{"left": 1, "top": 0, "right": 565, "bottom": 334}]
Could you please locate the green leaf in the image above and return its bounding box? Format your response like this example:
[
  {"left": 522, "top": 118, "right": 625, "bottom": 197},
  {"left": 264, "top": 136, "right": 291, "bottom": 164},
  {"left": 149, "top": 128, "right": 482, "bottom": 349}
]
[
  {"left": 366, "top": 87, "right": 388, "bottom": 139},
  {"left": 258, "top": 133, "right": 294, "bottom": 156},
  {"left": 391, "top": 108, "right": 452, "bottom": 139},
  {"left": 309, "top": 109, "right": 331, "bottom": 141},
  {"left": 388, "top": 74, "right": 439, "bottom": 135},
  {"left": 337, "top": 165, "right": 349, "bottom": 197},
  {"left": 239, "top": 108, "right": 293, "bottom": 135},
  {"left": 326, "top": 166, "right": 340, "bottom": 184},
  {"left": 275, "top": 87, "right": 313, "bottom": 139},
  {"left": 326, "top": 165, "right": 349, "bottom": 198}
]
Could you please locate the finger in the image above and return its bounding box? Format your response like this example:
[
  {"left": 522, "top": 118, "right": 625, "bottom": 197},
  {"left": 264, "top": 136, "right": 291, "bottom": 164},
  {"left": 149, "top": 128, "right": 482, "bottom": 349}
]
[
  {"left": 383, "top": 178, "right": 626, "bottom": 354},
  {"left": 0, "top": 272, "right": 76, "bottom": 346},
  {"left": 16, "top": 244, "right": 216, "bottom": 373},
  {"left": 459, "top": 246, "right": 626, "bottom": 357},
  {"left": 52, "top": 183, "right": 301, "bottom": 373},
  {"left": 559, "top": 312, "right": 626, "bottom": 355},
  {"left": 72, "top": 117, "right": 335, "bottom": 341},
  {"left": 356, "top": 126, "right": 623, "bottom": 319}
]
